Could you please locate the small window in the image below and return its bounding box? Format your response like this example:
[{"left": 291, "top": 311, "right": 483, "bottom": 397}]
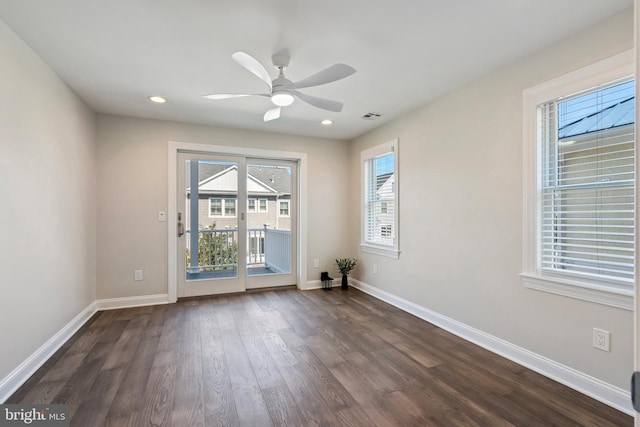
[
  {"left": 225, "top": 198, "right": 236, "bottom": 216},
  {"left": 209, "top": 198, "right": 222, "bottom": 216},
  {"left": 361, "top": 139, "right": 399, "bottom": 258},
  {"left": 248, "top": 199, "right": 256, "bottom": 212},
  {"left": 279, "top": 200, "right": 290, "bottom": 217},
  {"left": 258, "top": 199, "right": 268, "bottom": 213}
]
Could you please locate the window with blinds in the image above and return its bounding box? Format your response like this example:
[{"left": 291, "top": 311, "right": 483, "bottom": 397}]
[
  {"left": 539, "top": 79, "right": 635, "bottom": 284},
  {"left": 363, "top": 148, "right": 396, "bottom": 247}
]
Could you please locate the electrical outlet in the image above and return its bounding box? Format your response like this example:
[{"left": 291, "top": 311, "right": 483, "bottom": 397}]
[
  {"left": 134, "top": 270, "right": 143, "bottom": 281},
  {"left": 373, "top": 264, "right": 378, "bottom": 274},
  {"left": 313, "top": 259, "right": 319, "bottom": 268},
  {"left": 593, "top": 328, "right": 610, "bottom": 351}
]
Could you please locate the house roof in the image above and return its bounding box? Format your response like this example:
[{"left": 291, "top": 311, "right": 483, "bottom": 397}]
[
  {"left": 186, "top": 161, "right": 291, "bottom": 195},
  {"left": 376, "top": 172, "right": 393, "bottom": 192},
  {"left": 558, "top": 96, "right": 635, "bottom": 139}
]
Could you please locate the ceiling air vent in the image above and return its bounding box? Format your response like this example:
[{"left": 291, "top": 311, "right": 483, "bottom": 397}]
[{"left": 361, "top": 112, "right": 383, "bottom": 120}]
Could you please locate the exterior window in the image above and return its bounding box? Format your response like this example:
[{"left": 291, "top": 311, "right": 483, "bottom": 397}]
[
  {"left": 279, "top": 200, "right": 290, "bottom": 217},
  {"left": 209, "top": 198, "right": 237, "bottom": 217},
  {"left": 209, "top": 198, "right": 222, "bottom": 216},
  {"left": 361, "top": 139, "right": 399, "bottom": 258},
  {"left": 522, "top": 51, "right": 634, "bottom": 308},
  {"left": 248, "top": 199, "right": 256, "bottom": 212},
  {"left": 225, "top": 198, "right": 236, "bottom": 216},
  {"left": 258, "top": 199, "right": 268, "bottom": 213}
]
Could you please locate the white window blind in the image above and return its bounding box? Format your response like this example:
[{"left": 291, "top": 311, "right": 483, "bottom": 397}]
[{"left": 539, "top": 79, "right": 635, "bottom": 284}]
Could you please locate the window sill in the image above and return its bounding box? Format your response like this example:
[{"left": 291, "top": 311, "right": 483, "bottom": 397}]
[
  {"left": 360, "top": 243, "right": 400, "bottom": 259},
  {"left": 520, "top": 273, "right": 633, "bottom": 310}
]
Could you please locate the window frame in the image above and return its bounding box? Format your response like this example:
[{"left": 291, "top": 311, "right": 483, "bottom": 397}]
[
  {"left": 209, "top": 197, "right": 237, "bottom": 218},
  {"left": 258, "top": 198, "right": 268, "bottom": 213},
  {"left": 521, "top": 50, "right": 634, "bottom": 310},
  {"left": 360, "top": 138, "right": 400, "bottom": 259},
  {"left": 278, "top": 200, "right": 290, "bottom": 217},
  {"left": 248, "top": 198, "right": 256, "bottom": 213}
]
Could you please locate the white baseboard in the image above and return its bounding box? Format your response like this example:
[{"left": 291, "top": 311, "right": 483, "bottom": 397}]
[
  {"left": 0, "top": 293, "right": 170, "bottom": 403},
  {"left": 350, "top": 279, "right": 634, "bottom": 416},
  {"left": 95, "top": 293, "right": 170, "bottom": 310},
  {"left": 0, "top": 302, "right": 97, "bottom": 403}
]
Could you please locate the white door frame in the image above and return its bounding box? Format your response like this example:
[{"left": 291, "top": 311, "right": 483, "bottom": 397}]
[
  {"left": 635, "top": 2, "right": 639, "bottom": 425},
  {"left": 168, "top": 140, "right": 308, "bottom": 303}
]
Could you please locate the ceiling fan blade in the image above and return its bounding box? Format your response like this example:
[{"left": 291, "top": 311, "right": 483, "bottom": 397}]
[
  {"left": 202, "top": 93, "right": 269, "bottom": 100},
  {"left": 286, "top": 64, "right": 356, "bottom": 90},
  {"left": 264, "top": 107, "right": 281, "bottom": 122},
  {"left": 293, "top": 90, "right": 343, "bottom": 112},
  {"left": 232, "top": 51, "right": 273, "bottom": 91}
]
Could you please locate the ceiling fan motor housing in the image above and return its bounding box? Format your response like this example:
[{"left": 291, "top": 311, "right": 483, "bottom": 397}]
[{"left": 271, "top": 73, "right": 294, "bottom": 106}]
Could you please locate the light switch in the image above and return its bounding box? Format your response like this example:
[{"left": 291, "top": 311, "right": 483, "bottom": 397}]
[{"left": 158, "top": 211, "right": 166, "bottom": 222}]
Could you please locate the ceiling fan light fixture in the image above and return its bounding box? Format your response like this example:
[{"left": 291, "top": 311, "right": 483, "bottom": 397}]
[
  {"left": 271, "top": 91, "right": 294, "bottom": 107},
  {"left": 148, "top": 96, "right": 167, "bottom": 103},
  {"left": 321, "top": 119, "right": 333, "bottom": 126}
]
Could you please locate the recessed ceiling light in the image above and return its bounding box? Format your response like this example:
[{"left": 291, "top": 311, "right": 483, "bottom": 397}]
[
  {"left": 148, "top": 96, "right": 167, "bottom": 103},
  {"left": 321, "top": 119, "right": 333, "bottom": 126}
]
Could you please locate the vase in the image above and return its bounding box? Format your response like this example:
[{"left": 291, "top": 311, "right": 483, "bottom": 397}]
[{"left": 341, "top": 274, "right": 348, "bottom": 290}]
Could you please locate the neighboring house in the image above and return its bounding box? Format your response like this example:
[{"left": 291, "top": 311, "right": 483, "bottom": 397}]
[
  {"left": 375, "top": 172, "right": 395, "bottom": 243},
  {"left": 186, "top": 162, "right": 292, "bottom": 232}
]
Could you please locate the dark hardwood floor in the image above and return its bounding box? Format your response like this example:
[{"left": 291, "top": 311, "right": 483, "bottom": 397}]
[{"left": 8, "top": 288, "right": 632, "bottom": 426}]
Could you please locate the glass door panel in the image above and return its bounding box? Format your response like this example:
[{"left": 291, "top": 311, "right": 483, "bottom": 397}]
[
  {"left": 245, "top": 159, "right": 297, "bottom": 289},
  {"left": 177, "top": 153, "right": 246, "bottom": 297}
]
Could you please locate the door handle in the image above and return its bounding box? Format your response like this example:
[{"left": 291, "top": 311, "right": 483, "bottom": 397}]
[{"left": 177, "top": 212, "right": 184, "bottom": 237}]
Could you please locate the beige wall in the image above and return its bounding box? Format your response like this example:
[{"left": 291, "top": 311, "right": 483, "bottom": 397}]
[
  {"left": 347, "top": 9, "right": 634, "bottom": 389},
  {"left": 96, "top": 115, "right": 350, "bottom": 299},
  {"left": 0, "top": 20, "right": 96, "bottom": 381}
]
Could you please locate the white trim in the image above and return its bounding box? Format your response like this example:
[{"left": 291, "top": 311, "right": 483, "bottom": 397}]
[
  {"left": 521, "top": 50, "right": 635, "bottom": 307},
  {"left": 350, "top": 278, "right": 634, "bottom": 416},
  {"left": 95, "top": 294, "right": 170, "bottom": 311},
  {"left": 521, "top": 273, "right": 633, "bottom": 310},
  {"left": 168, "top": 141, "right": 308, "bottom": 300},
  {"left": 0, "top": 302, "right": 97, "bottom": 403},
  {"left": 360, "top": 243, "right": 400, "bottom": 259}
]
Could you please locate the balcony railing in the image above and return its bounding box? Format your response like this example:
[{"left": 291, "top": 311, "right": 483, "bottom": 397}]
[{"left": 186, "top": 226, "right": 291, "bottom": 276}]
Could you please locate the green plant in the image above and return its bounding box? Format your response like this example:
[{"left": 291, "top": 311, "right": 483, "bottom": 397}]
[
  {"left": 336, "top": 258, "right": 357, "bottom": 275},
  {"left": 186, "top": 223, "right": 238, "bottom": 270}
]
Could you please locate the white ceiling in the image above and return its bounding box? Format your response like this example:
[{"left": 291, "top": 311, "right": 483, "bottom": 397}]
[{"left": 0, "top": 0, "right": 632, "bottom": 140}]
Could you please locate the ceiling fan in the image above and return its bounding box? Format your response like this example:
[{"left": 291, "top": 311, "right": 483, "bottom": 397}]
[{"left": 203, "top": 50, "right": 356, "bottom": 122}]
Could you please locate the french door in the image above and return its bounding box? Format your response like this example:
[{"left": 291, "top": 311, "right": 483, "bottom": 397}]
[{"left": 177, "top": 152, "right": 297, "bottom": 297}]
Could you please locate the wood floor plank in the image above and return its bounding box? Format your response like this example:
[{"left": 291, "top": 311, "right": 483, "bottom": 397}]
[
  {"left": 202, "top": 354, "right": 240, "bottom": 427},
  {"left": 220, "top": 319, "right": 273, "bottom": 427},
  {"left": 7, "top": 288, "right": 632, "bottom": 427},
  {"left": 136, "top": 365, "right": 177, "bottom": 427},
  {"left": 261, "top": 383, "right": 306, "bottom": 426}
]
